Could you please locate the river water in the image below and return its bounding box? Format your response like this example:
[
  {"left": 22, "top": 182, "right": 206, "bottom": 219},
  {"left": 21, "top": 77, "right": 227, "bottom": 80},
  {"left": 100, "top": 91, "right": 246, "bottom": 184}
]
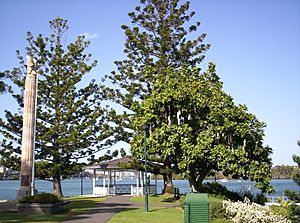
[{"left": 1, "top": 178, "right": 299, "bottom": 200}]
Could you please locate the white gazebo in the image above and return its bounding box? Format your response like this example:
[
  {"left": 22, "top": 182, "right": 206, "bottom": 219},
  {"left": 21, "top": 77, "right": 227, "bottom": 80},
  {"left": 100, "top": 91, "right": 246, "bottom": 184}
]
[{"left": 85, "top": 157, "right": 157, "bottom": 196}]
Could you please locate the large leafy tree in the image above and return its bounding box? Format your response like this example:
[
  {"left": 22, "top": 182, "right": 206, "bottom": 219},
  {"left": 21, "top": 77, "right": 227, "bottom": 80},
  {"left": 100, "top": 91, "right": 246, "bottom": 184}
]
[
  {"left": 0, "top": 18, "right": 115, "bottom": 196},
  {"left": 105, "top": 0, "right": 210, "bottom": 192},
  {"left": 131, "top": 64, "right": 274, "bottom": 193}
]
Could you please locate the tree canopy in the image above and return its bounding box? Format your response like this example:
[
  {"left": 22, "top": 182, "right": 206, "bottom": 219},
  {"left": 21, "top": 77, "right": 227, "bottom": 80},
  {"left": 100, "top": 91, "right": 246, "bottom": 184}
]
[
  {"left": 0, "top": 18, "right": 115, "bottom": 196},
  {"left": 104, "top": 0, "right": 210, "bottom": 192},
  {"left": 130, "top": 64, "right": 274, "bottom": 193}
]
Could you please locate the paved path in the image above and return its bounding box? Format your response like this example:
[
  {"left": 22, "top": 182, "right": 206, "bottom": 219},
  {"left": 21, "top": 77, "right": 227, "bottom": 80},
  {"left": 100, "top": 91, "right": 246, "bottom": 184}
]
[
  {"left": 63, "top": 195, "right": 140, "bottom": 223},
  {"left": 0, "top": 200, "right": 17, "bottom": 213},
  {"left": 63, "top": 195, "right": 179, "bottom": 223}
]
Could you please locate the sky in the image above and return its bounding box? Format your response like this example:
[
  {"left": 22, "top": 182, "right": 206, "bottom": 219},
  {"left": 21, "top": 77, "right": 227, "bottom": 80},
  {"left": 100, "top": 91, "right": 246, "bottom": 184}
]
[{"left": 0, "top": 0, "right": 299, "bottom": 166}]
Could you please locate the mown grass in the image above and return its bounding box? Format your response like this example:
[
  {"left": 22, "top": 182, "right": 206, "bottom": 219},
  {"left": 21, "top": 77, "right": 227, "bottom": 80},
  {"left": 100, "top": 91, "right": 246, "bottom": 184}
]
[
  {"left": 108, "top": 206, "right": 184, "bottom": 223},
  {"left": 0, "top": 196, "right": 107, "bottom": 223},
  {"left": 111, "top": 194, "right": 232, "bottom": 223}
]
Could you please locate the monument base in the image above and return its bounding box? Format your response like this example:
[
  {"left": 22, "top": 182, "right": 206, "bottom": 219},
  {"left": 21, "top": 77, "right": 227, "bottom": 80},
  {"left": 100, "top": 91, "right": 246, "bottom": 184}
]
[{"left": 17, "top": 187, "right": 37, "bottom": 199}]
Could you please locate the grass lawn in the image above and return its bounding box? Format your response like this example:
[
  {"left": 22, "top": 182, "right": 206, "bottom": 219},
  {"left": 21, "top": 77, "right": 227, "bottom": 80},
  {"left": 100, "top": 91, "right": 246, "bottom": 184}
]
[
  {"left": 109, "top": 194, "right": 183, "bottom": 223},
  {"left": 108, "top": 206, "right": 184, "bottom": 223},
  {"left": 0, "top": 196, "right": 107, "bottom": 223}
]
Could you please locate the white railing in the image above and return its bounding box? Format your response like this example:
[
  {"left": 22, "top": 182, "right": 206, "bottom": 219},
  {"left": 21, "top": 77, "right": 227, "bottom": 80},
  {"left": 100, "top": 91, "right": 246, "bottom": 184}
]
[
  {"left": 93, "top": 184, "right": 157, "bottom": 196},
  {"left": 266, "top": 196, "right": 289, "bottom": 203}
]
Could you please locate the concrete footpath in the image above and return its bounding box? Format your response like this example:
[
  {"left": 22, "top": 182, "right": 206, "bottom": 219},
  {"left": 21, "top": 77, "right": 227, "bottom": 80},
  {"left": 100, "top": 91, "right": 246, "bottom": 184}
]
[
  {"left": 63, "top": 195, "right": 141, "bottom": 223},
  {"left": 63, "top": 195, "right": 178, "bottom": 223},
  {"left": 0, "top": 200, "right": 17, "bottom": 213}
]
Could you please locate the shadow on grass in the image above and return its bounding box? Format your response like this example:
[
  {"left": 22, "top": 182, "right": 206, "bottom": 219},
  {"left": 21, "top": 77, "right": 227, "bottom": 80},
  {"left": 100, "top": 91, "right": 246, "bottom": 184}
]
[
  {"left": 0, "top": 196, "right": 105, "bottom": 223},
  {"left": 161, "top": 197, "right": 178, "bottom": 203},
  {"left": 147, "top": 207, "right": 168, "bottom": 213}
]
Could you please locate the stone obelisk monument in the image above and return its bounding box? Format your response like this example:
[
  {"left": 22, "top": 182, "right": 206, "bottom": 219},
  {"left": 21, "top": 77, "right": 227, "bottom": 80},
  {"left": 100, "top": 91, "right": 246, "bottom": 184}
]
[{"left": 17, "top": 55, "right": 38, "bottom": 198}]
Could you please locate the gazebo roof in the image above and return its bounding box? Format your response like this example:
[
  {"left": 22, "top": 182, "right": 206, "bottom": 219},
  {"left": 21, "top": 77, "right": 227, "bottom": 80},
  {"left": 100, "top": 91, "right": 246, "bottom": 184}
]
[{"left": 85, "top": 157, "right": 133, "bottom": 170}]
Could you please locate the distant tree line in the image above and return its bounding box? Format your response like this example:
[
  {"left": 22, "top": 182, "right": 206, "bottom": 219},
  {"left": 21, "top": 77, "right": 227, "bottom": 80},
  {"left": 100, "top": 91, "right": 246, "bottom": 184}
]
[{"left": 272, "top": 165, "right": 300, "bottom": 179}]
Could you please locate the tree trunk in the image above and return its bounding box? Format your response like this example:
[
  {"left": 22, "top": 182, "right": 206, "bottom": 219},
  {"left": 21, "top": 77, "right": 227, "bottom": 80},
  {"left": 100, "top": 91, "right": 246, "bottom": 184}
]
[
  {"left": 188, "top": 168, "right": 212, "bottom": 192},
  {"left": 53, "top": 175, "right": 63, "bottom": 197},
  {"left": 162, "top": 172, "right": 174, "bottom": 194},
  {"left": 188, "top": 177, "right": 198, "bottom": 192}
]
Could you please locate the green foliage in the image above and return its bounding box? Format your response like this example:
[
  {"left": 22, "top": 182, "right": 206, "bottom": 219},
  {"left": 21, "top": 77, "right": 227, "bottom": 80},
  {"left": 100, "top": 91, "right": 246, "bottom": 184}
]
[
  {"left": 209, "top": 196, "right": 228, "bottom": 221},
  {"left": 105, "top": 0, "right": 273, "bottom": 194},
  {"left": 109, "top": 0, "right": 210, "bottom": 109},
  {"left": 0, "top": 71, "right": 8, "bottom": 94},
  {"left": 18, "top": 193, "right": 62, "bottom": 204},
  {"left": 288, "top": 204, "right": 300, "bottom": 223},
  {"left": 271, "top": 205, "right": 293, "bottom": 221},
  {"left": 253, "top": 193, "right": 268, "bottom": 205},
  {"left": 285, "top": 190, "right": 300, "bottom": 202},
  {"left": 292, "top": 141, "right": 300, "bottom": 186},
  {"left": 199, "top": 182, "right": 267, "bottom": 205},
  {"left": 104, "top": 0, "right": 210, "bottom": 192},
  {"left": 0, "top": 18, "right": 116, "bottom": 196},
  {"left": 198, "top": 182, "right": 242, "bottom": 201},
  {"left": 284, "top": 140, "right": 300, "bottom": 222},
  {"left": 130, "top": 64, "right": 273, "bottom": 193},
  {"left": 179, "top": 194, "right": 186, "bottom": 209}
]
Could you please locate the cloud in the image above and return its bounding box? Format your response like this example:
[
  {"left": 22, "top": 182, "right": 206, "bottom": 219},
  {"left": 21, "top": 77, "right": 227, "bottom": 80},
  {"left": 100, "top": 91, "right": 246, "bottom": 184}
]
[{"left": 82, "top": 32, "right": 98, "bottom": 39}]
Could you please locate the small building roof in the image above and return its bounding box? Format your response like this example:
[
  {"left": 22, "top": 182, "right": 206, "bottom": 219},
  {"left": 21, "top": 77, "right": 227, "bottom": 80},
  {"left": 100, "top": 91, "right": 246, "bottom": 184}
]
[{"left": 85, "top": 157, "right": 133, "bottom": 170}]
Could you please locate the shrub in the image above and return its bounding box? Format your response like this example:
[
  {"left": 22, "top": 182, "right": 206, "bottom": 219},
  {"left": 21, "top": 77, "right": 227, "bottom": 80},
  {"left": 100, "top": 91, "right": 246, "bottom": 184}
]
[
  {"left": 179, "top": 194, "right": 186, "bottom": 209},
  {"left": 223, "top": 198, "right": 291, "bottom": 223},
  {"left": 288, "top": 204, "right": 300, "bottom": 223},
  {"left": 253, "top": 193, "right": 268, "bottom": 205},
  {"left": 198, "top": 182, "right": 242, "bottom": 201},
  {"left": 198, "top": 182, "right": 267, "bottom": 205},
  {"left": 209, "top": 196, "right": 227, "bottom": 220},
  {"left": 285, "top": 190, "right": 300, "bottom": 202},
  {"left": 18, "top": 193, "right": 62, "bottom": 204},
  {"left": 271, "top": 205, "right": 292, "bottom": 220}
]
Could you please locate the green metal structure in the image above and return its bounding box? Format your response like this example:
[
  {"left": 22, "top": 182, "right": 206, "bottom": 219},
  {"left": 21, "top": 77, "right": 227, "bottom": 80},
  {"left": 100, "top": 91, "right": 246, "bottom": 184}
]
[{"left": 184, "top": 193, "right": 209, "bottom": 223}]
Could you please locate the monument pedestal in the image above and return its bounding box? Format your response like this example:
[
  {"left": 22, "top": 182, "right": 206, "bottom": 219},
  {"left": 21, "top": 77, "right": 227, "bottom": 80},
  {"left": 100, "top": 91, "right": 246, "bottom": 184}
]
[
  {"left": 17, "top": 187, "right": 31, "bottom": 198},
  {"left": 17, "top": 186, "right": 37, "bottom": 199}
]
